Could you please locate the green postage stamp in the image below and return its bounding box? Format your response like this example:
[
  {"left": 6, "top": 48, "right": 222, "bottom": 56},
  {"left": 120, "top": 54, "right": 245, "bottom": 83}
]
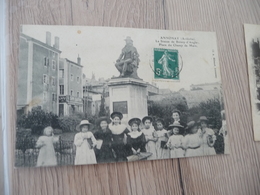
[{"left": 154, "top": 48, "right": 179, "bottom": 80}]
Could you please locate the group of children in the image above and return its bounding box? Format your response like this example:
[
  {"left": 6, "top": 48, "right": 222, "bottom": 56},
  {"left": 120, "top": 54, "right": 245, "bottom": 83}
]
[{"left": 35, "top": 110, "right": 218, "bottom": 167}]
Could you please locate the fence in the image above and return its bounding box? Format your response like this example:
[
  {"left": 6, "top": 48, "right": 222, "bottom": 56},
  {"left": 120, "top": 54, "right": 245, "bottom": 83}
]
[{"left": 15, "top": 138, "right": 75, "bottom": 167}]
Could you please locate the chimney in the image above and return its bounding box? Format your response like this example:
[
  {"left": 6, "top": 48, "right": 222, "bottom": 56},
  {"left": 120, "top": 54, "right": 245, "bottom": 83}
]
[
  {"left": 77, "top": 55, "right": 81, "bottom": 65},
  {"left": 54, "top": 36, "right": 60, "bottom": 49},
  {"left": 46, "top": 32, "right": 51, "bottom": 46}
]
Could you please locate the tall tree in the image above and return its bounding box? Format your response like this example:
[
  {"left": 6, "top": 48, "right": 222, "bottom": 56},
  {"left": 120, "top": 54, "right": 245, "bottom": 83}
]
[{"left": 98, "top": 88, "right": 106, "bottom": 117}]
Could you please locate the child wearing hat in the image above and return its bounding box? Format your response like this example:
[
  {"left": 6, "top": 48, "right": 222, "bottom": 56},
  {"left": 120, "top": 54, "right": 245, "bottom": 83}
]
[
  {"left": 35, "top": 126, "right": 60, "bottom": 167},
  {"left": 198, "top": 116, "right": 216, "bottom": 155},
  {"left": 126, "top": 118, "right": 146, "bottom": 157},
  {"left": 141, "top": 116, "right": 158, "bottom": 160},
  {"left": 74, "top": 120, "right": 97, "bottom": 165},
  {"left": 166, "top": 123, "right": 185, "bottom": 158},
  {"left": 109, "top": 112, "right": 130, "bottom": 162},
  {"left": 155, "top": 118, "right": 170, "bottom": 159},
  {"left": 94, "top": 117, "right": 115, "bottom": 163},
  {"left": 182, "top": 121, "right": 203, "bottom": 157}
]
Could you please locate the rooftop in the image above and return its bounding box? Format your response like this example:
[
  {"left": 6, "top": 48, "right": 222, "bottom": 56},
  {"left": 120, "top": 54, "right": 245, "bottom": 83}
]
[{"left": 20, "top": 33, "right": 61, "bottom": 53}]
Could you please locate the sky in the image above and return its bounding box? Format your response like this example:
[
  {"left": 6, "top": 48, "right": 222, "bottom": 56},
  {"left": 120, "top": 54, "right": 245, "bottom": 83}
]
[{"left": 22, "top": 25, "right": 221, "bottom": 91}]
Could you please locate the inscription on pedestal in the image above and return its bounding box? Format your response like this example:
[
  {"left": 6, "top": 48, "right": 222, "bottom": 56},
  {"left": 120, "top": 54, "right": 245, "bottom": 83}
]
[{"left": 113, "top": 101, "right": 128, "bottom": 114}]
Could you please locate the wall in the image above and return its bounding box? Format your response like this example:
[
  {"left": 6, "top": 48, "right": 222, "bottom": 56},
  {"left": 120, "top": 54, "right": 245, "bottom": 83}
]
[
  {"left": 67, "top": 61, "right": 81, "bottom": 98},
  {"left": 32, "top": 43, "right": 57, "bottom": 112},
  {"left": 17, "top": 37, "right": 29, "bottom": 106}
]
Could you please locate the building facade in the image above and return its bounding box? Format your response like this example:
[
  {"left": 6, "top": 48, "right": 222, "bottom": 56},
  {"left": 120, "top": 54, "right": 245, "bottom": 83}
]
[
  {"left": 190, "top": 82, "right": 220, "bottom": 91},
  {"left": 82, "top": 75, "right": 159, "bottom": 117},
  {"left": 58, "top": 58, "right": 83, "bottom": 116},
  {"left": 83, "top": 75, "right": 109, "bottom": 116},
  {"left": 17, "top": 32, "right": 61, "bottom": 115}
]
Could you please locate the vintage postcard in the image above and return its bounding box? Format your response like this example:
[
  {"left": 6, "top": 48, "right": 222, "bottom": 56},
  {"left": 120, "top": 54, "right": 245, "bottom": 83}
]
[
  {"left": 244, "top": 24, "right": 260, "bottom": 141},
  {"left": 15, "top": 25, "right": 228, "bottom": 167}
]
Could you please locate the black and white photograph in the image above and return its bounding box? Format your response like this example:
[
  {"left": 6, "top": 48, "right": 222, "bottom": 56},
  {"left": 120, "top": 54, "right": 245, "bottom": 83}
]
[
  {"left": 245, "top": 24, "right": 260, "bottom": 141},
  {"left": 15, "top": 25, "right": 228, "bottom": 167}
]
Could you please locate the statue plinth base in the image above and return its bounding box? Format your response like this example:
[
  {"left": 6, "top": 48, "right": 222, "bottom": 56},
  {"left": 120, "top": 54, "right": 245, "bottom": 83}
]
[{"left": 108, "top": 77, "right": 148, "bottom": 124}]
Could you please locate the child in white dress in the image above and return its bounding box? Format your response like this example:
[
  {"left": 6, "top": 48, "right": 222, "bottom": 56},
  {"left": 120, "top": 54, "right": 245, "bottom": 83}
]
[
  {"left": 35, "top": 126, "right": 60, "bottom": 167},
  {"left": 198, "top": 116, "right": 216, "bottom": 155},
  {"left": 155, "top": 119, "right": 170, "bottom": 159},
  {"left": 166, "top": 123, "right": 184, "bottom": 158},
  {"left": 74, "top": 120, "right": 97, "bottom": 165},
  {"left": 141, "top": 116, "right": 158, "bottom": 160},
  {"left": 182, "top": 121, "right": 203, "bottom": 157}
]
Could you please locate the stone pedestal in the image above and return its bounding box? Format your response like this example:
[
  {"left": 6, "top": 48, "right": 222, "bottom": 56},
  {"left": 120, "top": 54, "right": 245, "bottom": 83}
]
[{"left": 108, "top": 77, "right": 148, "bottom": 124}]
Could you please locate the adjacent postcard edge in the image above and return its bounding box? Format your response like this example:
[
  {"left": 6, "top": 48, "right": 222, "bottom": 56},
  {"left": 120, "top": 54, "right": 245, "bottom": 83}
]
[{"left": 244, "top": 23, "right": 260, "bottom": 141}]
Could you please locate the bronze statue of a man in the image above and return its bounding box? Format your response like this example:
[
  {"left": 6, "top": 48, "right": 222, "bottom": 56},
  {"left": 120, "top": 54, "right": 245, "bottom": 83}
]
[{"left": 115, "top": 36, "right": 140, "bottom": 78}]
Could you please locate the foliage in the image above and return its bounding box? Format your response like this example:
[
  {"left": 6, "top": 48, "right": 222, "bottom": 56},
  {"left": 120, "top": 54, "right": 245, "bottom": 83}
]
[
  {"left": 191, "top": 87, "right": 203, "bottom": 91},
  {"left": 148, "top": 96, "right": 222, "bottom": 130},
  {"left": 87, "top": 115, "right": 99, "bottom": 126},
  {"left": 58, "top": 110, "right": 100, "bottom": 132},
  {"left": 98, "top": 90, "right": 107, "bottom": 117},
  {"left": 17, "top": 114, "right": 28, "bottom": 129},
  {"left": 51, "top": 114, "right": 61, "bottom": 129},
  {"left": 187, "top": 98, "right": 222, "bottom": 130},
  {"left": 148, "top": 95, "right": 189, "bottom": 127},
  {"left": 53, "top": 129, "right": 63, "bottom": 134},
  {"left": 58, "top": 112, "right": 85, "bottom": 132},
  {"left": 15, "top": 129, "right": 36, "bottom": 153},
  {"left": 17, "top": 106, "right": 60, "bottom": 135}
]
